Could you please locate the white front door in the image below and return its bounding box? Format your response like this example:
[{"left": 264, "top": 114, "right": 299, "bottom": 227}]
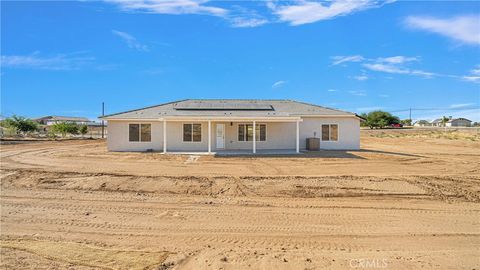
[{"left": 216, "top": 124, "right": 225, "bottom": 149}]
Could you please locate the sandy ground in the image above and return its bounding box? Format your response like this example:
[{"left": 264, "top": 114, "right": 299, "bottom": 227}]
[{"left": 1, "top": 129, "right": 479, "bottom": 269}]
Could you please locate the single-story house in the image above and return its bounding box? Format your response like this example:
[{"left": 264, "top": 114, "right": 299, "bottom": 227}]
[
  {"left": 414, "top": 120, "right": 432, "bottom": 127},
  {"left": 431, "top": 118, "right": 444, "bottom": 127},
  {"left": 445, "top": 118, "right": 472, "bottom": 127},
  {"left": 34, "top": 116, "right": 91, "bottom": 126},
  {"left": 100, "top": 99, "right": 362, "bottom": 154}
]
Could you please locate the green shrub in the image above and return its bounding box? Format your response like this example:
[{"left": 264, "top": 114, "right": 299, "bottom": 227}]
[{"left": 51, "top": 122, "right": 79, "bottom": 137}]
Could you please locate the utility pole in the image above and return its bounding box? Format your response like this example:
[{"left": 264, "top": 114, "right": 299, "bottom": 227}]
[
  {"left": 409, "top": 108, "right": 412, "bottom": 125},
  {"left": 101, "top": 102, "right": 105, "bottom": 139}
]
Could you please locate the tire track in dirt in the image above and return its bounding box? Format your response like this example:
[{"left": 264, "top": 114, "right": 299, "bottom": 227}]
[{"left": 4, "top": 168, "right": 478, "bottom": 202}]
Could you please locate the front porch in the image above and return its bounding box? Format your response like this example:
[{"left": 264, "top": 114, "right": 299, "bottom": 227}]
[{"left": 161, "top": 117, "right": 302, "bottom": 154}]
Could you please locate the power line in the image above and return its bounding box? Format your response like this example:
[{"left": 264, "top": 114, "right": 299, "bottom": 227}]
[{"left": 388, "top": 106, "right": 479, "bottom": 113}]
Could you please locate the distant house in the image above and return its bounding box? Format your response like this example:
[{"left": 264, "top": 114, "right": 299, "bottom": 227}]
[
  {"left": 34, "top": 116, "right": 91, "bottom": 126},
  {"left": 100, "top": 99, "right": 362, "bottom": 153},
  {"left": 446, "top": 118, "right": 472, "bottom": 127},
  {"left": 431, "top": 118, "right": 444, "bottom": 127},
  {"left": 414, "top": 120, "right": 432, "bottom": 127}
]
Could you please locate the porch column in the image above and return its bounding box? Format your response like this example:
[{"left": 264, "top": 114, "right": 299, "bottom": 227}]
[
  {"left": 252, "top": 121, "right": 256, "bottom": 154},
  {"left": 163, "top": 120, "right": 167, "bottom": 153},
  {"left": 208, "top": 120, "right": 211, "bottom": 154},
  {"left": 296, "top": 120, "right": 300, "bottom": 153}
]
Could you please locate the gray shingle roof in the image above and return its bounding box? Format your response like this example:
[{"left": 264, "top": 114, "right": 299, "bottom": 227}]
[
  {"left": 448, "top": 118, "right": 471, "bottom": 123},
  {"left": 35, "top": 116, "right": 90, "bottom": 122},
  {"left": 101, "top": 99, "right": 356, "bottom": 119}
]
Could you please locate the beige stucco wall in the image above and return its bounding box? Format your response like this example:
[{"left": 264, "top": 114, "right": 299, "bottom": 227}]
[
  {"left": 166, "top": 122, "right": 209, "bottom": 151},
  {"left": 106, "top": 117, "right": 360, "bottom": 152},
  {"left": 219, "top": 122, "right": 296, "bottom": 150},
  {"left": 107, "top": 121, "right": 164, "bottom": 151},
  {"left": 299, "top": 117, "right": 360, "bottom": 150}
]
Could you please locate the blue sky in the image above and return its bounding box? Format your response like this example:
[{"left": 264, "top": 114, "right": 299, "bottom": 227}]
[{"left": 1, "top": 0, "right": 480, "bottom": 121}]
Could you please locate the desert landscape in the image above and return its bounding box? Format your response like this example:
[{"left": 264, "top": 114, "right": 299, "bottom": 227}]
[{"left": 1, "top": 128, "right": 479, "bottom": 269}]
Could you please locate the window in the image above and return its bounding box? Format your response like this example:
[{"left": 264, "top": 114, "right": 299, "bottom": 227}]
[
  {"left": 330, "top": 124, "right": 338, "bottom": 141},
  {"left": 321, "top": 124, "right": 338, "bottom": 141},
  {"left": 238, "top": 124, "right": 266, "bottom": 141},
  {"left": 183, "top": 123, "right": 202, "bottom": 142},
  {"left": 129, "top": 124, "right": 151, "bottom": 142},
  {"left": 141, "top": 124, "right": 151, "bottom": 142},
  {"left": 129, "top": 124, "right": 139, "bottom": 142}
]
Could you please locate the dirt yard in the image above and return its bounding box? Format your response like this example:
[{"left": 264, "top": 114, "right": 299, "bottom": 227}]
[{"left": 1, "top": 128, "right": 479, "bottom": 269}]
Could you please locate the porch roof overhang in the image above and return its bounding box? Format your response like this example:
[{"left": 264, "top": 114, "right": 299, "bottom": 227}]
[{"left": 104, "top": 116, "right": 303, "bottom": 122}]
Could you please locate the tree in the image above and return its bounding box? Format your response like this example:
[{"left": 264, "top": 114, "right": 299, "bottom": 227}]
[
  {"left": 1, "top": 115, "right": 38, "bottom": 135},
  {"left": 400, "top": 119, "right": 412, "bottom": 126},
  {"left": 51, "top": 122, "right": 79, "bottom": 137},
  {"left": 79, "top": 125, "right": 88, "bottom": 138},
  {"left": 363, "top": 110, "right": 400, "bottom": 129},
  {"left": 441, "top": 116, "right": 449, "bottom": 127}
]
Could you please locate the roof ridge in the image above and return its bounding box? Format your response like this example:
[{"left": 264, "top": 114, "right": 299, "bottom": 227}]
[
  {"left": 184, "top": 98, "right": 289, "bottom": 101},
  {"left": 35, "top": 115, "right": 89, "bottom": 119},
  {"left": 287, "top": 99, "right": 355, "bottom": 115}
]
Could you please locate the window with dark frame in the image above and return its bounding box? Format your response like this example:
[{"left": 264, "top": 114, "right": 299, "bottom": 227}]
[
  {"left": 183, "top": 123, "right": 202, "bottom": 142},
  {"left": 129, "top": 123, "right": 151, "bottom": 142},
  {"left": 238, "top": 124, "right": 266, "bottom": 141},
  {"left": 321, "top": 124, "right": 338, "bottom": 141},
  {"left": 129, "top": 124, "right": 140, "bottom": 142}
]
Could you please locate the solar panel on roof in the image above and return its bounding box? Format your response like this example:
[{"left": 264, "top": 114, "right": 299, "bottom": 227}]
[{"left": 174, "top": 102, "right": 273, "bottom": 110}]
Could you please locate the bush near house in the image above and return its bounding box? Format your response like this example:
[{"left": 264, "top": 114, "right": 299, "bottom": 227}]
[
  {"left": 0, "top": 115, "right": 39, "bottom": 135},
  {"left": 50, "top": 122, "right": 79, "bottom": 137},
  {"left": 400, "top": 119, "right": 412, "bottom": 126},
  {"left": 79, "top": 125, "right": 88, "bottom": 137},
  {"left": 360, "top": 111, "right": 400, "bottom": 129}
]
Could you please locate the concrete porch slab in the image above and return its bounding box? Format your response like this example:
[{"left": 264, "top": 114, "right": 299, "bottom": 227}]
[
  {"left": 161, "top": 149, "right": 301, "bottom": 156},
  {"left": 214, "top": 149, "right": 300, "bottom": 156}
]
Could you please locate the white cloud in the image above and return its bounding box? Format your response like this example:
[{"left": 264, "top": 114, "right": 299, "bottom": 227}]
[
  {"left": 450, "top": 103, "right": 475, "bottom": 109},
  {"left": 327, "top": 88, "right": 337, "bottom": 92},
  {"left": 353, "top": 75, "right": 369, "bottom": 81},
  {"left": 230, "top": 17, "right": 268, "bottom": 28},
  {"left": 1, "top": 52, "right": 94, "bottom": 70},
  {"left": 361, "top": 57, "right": 436, "bottom": 78},
  {"left": 404, "top": 15, "right": 480, "bottom": 46},
  {"left": 331, "top": 55, "right": 365, "bottom": 65},
  {"left": 105, "top": 0, "right": 394, "bottom": 28},
  {"left": 462, "top": 66, "right": 480, "bottom": 83},
  {"left": 271, "top": 0, "right": 394, "bottom": 26},
  {"left": 331, "top": 55, "right": 458, "bottom": 79},
  {"left": 112, "top": 30, "right": 149, "bottom": 51},
  {"left": 348, "top": 90, "right": 367, "bottom": 96},
  {"left": 331, "top": 55, "right": 424, "bottom": 77},
  {"left": 463, "top": 76, "right": 480, "bottom": 83},
  {"left": 410, "top": 70, "right": 436, "bottom": 78},
  {"left": 470, "top": 67, "right": 480, "bottom": 76},
  {"left": 272, "top": 80, "right": 287, "bottom": 88},
  {"left": 362, "top": 63, "right": 408, "bottom": 74},
  {"left": 377, "top": 56, "right": 418, "bottom": 64},
  {"left": 107, "top": 0, "right": 270, "bottom": 28},
  {"left": 106, "top": 0, "right": 227, "bottom": 16}
]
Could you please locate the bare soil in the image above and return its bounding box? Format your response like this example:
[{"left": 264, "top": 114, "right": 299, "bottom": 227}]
[{"left": 1, "top": 129, "right": 479, "bottom": 269}]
